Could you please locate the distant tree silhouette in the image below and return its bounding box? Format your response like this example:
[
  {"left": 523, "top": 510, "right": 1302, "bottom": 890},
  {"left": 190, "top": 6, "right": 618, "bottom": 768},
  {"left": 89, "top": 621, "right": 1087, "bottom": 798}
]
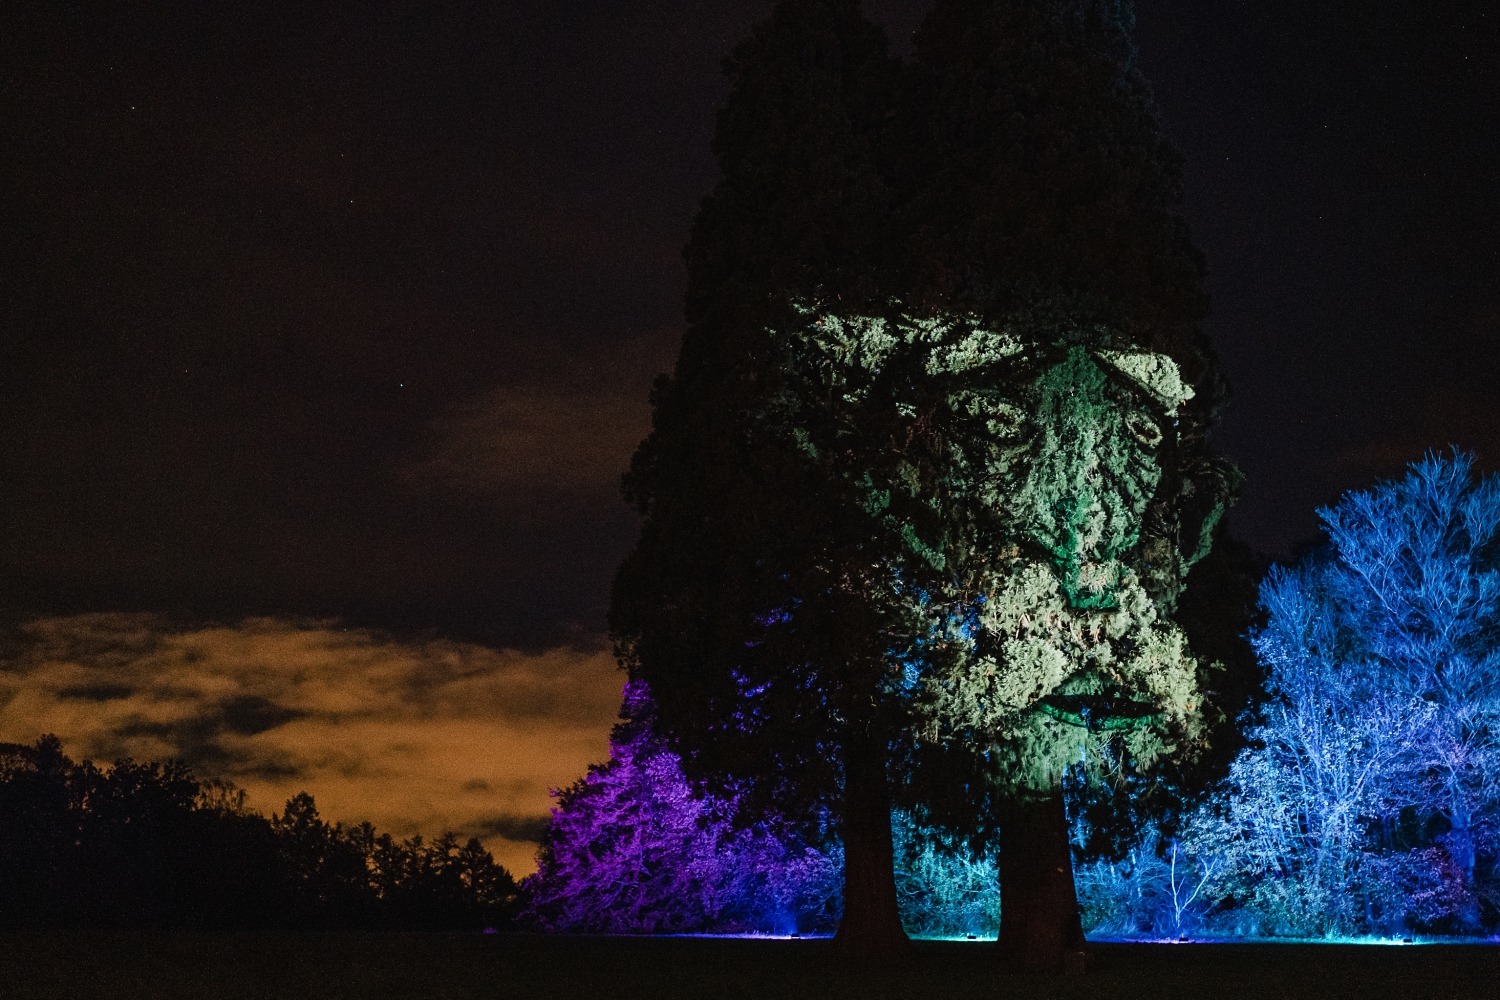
[
  {"left": 0, "top": 735, "right": 76, "bottom": 926},
  {"left": 0, "top": 736, "right": 518, "bottom": 930}
]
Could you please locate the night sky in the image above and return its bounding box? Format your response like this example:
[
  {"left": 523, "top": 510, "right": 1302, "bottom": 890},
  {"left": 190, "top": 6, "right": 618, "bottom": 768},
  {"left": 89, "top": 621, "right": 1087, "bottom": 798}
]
[{"left": 3, "top": 0, "right": 1497, "bottom": 873}]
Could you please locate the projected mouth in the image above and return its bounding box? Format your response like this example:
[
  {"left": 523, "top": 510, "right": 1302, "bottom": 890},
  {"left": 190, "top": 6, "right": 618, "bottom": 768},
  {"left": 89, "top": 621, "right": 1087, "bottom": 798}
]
[{"left": 1036, "top": 688, "right": 1160, "bottom": 730}]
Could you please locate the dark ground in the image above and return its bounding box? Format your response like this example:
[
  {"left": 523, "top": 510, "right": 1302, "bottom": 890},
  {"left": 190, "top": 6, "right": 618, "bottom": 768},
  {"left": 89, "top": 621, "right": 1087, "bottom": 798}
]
[{"left": 3, "top": 934, "right": 1498, "bottom": 1000}]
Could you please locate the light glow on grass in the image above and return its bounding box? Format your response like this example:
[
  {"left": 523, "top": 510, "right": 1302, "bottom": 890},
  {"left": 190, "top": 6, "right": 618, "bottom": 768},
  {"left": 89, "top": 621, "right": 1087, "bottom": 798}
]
[
  {"left": 1089, "top": 934, "right": 1500, "bottom": 946},
  {"left": 577, "top": 932, "right": 1500, "bottom": 945},
  {"left": 658, "top": 932, "right": 828, "bottom": 940}
]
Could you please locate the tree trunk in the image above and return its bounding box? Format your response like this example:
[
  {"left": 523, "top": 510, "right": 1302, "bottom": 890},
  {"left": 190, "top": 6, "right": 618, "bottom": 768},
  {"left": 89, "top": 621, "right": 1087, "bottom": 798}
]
[
  {"left": 833, "top": 739, "right": 908, "bottom": 953},
  {"left": 996, "top": 787, "right": 1085, "bottom": 973},
  {"left": 1445, "top": 793, "right": 1482, "bottom": 931}
]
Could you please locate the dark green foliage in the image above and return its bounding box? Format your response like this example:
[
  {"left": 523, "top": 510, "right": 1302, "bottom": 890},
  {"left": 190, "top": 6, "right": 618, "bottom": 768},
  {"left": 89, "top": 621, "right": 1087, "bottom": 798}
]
[
  {"left": 616, "top": 0, "right": 1239, "bottom": 784},
  {"left": 903, "top": 0, "right": 1240, "bottom": 607},
  {"left": 848, "top": 25, "right": 1244, "bottom": 956},
  {"left": 0, "top": 736, "right": 519, "bottom": 930},
  {"left": 613, "top": 0, "right": 910, "bottom": 818},
  {"left": 905, "top": 1, "right": 1206, "bottom": 351},
  {"left": 685, "top": 1, "right": 898, "bottom": 326},
  {"left": 614, "top": 3, "right": 1241, "bottom": 959},
  {"left": 1019, "top": 346, "right": 1166, "bottom": 606}
]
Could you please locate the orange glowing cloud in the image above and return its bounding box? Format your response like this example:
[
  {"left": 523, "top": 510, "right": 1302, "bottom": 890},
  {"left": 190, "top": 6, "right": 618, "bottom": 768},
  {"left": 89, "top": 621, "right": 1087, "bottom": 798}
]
[{"left": 0, "top": 613, "right": 623, "bottom": 875}]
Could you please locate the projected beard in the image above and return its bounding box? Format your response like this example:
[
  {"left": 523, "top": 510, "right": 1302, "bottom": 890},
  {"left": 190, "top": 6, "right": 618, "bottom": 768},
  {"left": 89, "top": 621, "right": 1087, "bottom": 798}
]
[{"left": 921, "top": 342, "right": 1209, "bottom": 795}]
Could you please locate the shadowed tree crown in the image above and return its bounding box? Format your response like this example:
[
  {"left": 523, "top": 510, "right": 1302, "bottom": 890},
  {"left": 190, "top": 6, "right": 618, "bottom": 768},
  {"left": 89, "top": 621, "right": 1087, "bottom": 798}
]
[
  {"left": 881, "top": 2, "right": 1242, "bottom": 861},
  {"left": 685, "top": 0, "right": 897, "bottom": 330},
  {"left": 905, "top": 0, "right": 1208, "bottom": 363},
  {"left": 612, "top": 3, "right": 1243, "bottom": 943},
  {"left": 612, "top": 0, "right": 908, "bottom": 818}
]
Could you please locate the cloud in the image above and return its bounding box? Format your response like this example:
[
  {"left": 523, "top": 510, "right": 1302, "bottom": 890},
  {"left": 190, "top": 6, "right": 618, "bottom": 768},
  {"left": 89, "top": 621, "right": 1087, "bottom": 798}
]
[
  {"left": 393, "top": 330, "right": 675, "bottom": 507},
  {"left": 0, "top": 613, "right": 623, "bottom": 875},
  {"left": 472, "top": 813, "right": 555, "bottom": 843},
  {"left": 400, "top": 384, "right": 647, "bottom": 501}
]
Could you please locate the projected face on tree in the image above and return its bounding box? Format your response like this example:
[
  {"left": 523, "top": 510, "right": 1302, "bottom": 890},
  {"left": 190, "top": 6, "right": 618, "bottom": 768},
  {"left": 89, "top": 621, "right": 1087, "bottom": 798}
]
[
  {"left": 922, "top": 341, "right": 1206, "bottom": 792},
  {"left": 775, "top": 305, "right": 1211, "bottom": 794}
]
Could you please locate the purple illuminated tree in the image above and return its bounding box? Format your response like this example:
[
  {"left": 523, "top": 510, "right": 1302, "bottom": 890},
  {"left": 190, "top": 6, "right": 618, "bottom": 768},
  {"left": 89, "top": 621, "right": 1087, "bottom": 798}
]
[{"left": 525, "top": 682, "right": 841, "bottom": 935}]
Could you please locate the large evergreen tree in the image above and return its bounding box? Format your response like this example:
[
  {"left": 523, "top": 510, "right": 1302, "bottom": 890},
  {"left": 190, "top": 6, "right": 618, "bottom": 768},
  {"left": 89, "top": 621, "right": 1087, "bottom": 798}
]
[
  {"left": 610, "top": 0, "right": 918, "bottom": 950},
  {"left": 612, "top": 0, "right": 1238, "bottom": 962},
  {"left": 886, "top": 0, "right": 1241, "bottom": 970}
]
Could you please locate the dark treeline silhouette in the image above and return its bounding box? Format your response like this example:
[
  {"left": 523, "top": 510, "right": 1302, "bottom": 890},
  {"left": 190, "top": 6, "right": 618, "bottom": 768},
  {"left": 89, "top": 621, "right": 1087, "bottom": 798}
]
[{"left": 0, "top": 736, "right": 519, "bottom": 930}]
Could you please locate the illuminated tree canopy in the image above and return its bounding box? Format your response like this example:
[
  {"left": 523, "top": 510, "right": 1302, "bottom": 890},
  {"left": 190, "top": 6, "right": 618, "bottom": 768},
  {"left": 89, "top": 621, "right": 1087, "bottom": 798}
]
[
  {"left": 611, "top": 0, "right": 917, "bottom": 949},
  {"left": 610, "top": 0, "right": 1239, "bottom": 961},
  {"left": 768, "top": 306, "right": 1220, "bottom": 788},
  {"left": 912, "top": 340, "right": 1210, "bottom": 790},
  {"left": 525, "top": 683, "right": 841, "bottom": 935},
  {"left": 1205, "top": 452, "right": 1500, "bottom": 936}
]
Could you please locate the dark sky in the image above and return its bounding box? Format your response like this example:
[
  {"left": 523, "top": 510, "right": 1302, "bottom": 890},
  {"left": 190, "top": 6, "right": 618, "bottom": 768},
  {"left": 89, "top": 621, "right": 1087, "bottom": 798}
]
[{"left": 2, "top": 0, "right": 1497, "bottom": 867}]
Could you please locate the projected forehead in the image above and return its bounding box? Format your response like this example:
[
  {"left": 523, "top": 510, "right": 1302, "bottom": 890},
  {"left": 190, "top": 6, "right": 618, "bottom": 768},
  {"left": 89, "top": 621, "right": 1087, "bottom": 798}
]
[
  {"left": 786, "top": 305, "right": 1190, "bottom": 408},
  {"left": 1095, "top": 349, "right": 1193, "bottom": 412}
]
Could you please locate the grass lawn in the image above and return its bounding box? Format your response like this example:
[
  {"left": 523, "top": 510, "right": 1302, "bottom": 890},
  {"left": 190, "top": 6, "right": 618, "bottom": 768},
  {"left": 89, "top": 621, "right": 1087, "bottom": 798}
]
[{"left": 4, "top": 933, "right": 1498, "bottom": 1000}]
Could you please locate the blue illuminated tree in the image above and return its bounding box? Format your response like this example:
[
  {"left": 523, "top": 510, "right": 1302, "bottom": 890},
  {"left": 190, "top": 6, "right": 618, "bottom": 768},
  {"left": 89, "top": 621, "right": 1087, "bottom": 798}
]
[{"left": 1215, "top": 452, "right": 1500, "bottom": 935}]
